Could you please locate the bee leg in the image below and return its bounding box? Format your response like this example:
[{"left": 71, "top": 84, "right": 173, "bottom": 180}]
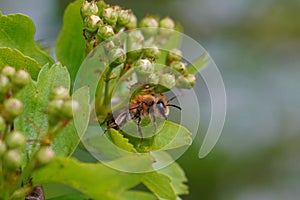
[
  {"left": 149, "top": 107, "right": 157, "bottom": 133},
  {"left": 104, "top": 122, "right": 119, "bottom": 135},
  {"left": 137, "top": 116, "right": 143, "bottom": 140},
  {"left": 152, "top": 115, "right": 157, "bottom": 133},
  {"left": 158, "top": 109, "right": 167, "bottom": 120},
  {"left": 156, "top": 103, "right": 168, "bottom": 120}
]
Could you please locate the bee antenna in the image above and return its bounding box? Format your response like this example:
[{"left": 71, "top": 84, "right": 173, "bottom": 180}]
[
  {"left": 167, "top": 104, "right": 181, "bottom": 110},
  {"left": 167, "top": 96, "right": 178, "bottom": 103}
]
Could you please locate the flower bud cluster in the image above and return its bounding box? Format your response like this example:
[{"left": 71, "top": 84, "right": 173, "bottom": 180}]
[
  {"left": 0, "top": 66, "right": 81, "bottom": 196},
  {"left": 123, "top": 15, "right": 176, "bottom": 64},
  {"left": 81, "top": 1, "right": 176, "bottom": 48},
  {"left": 0, "top": 65, "right": 30, "bottom": 171},
  {"left": 0, "top": 130, "right": 25, "bottom": 170},
  {"left": 132, "top": 48, "right": 196, "bottom": 92},
  {"left": 167, "top": 49, "right": 197, "bottom": 89},
  {"left": 82, "top": 1, "right": 197, "bottom": 110},
  {"left": 0, "top": 66, "right": 30, "bottom": 123},
  {"left": 81, "top": 0, "right": 136, "bottom": 45},
  {"left": 48, "top": 86, "right": 80, "bottom": 125}
]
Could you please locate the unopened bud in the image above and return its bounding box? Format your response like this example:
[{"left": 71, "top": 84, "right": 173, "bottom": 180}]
[
  {"left": 62, "top": 100, "right": 80, "bottom": 119},
  {"left": 159, "top": 74, "right": 176, "bottom": 89},
  {"left": 96, "top": 0, "right": 107, "bottom": 13},
  {"left": 139, "top": 15, "right": 159, "bottom": 36},
  {"left": 84, "top": 15, "right": 102, "bottom": 32},
  {"left": 143, "top": 45, "right": 160, "bottom": 59},
  {"left": 102, "top": 7, "right": 118, "bottom": 26},
  {"left": 48, "top": 99, "right": 64, "bottom": 117},
  {"left": 117, "top": 9, "right": 131, "bottom": 26},
  {"left": 126, "top": 12, "right": 137, "bottom": 30},
  {"left": 5, "top": 131, "right": 26, "bottom": 149},
  {"left": 3, "top": 149, "right": 23, "bottom": 170},
  {"left": 50, "top": 86, "right": 70, "bottom": 101},
  {"left": 108, "top": 47, "right": 127, "bottom": 68},
  {"left": 0, "top": 74, "right": 10, "bottom": 94},
  {"left": 97, "top": 25, "right": 115, "bottom": 41},
  {"left": 159, "top": 17, "right": 175, "bottom": 36},
  {"left": 127, "top": 30, "right": 144, "bottom": 46},
  {"left": 134, "top": 59, "right": 154, "bottom": 74},
  {"left": 167, "top": 49, "right": 182, "bottom": 64},
  {"left": 2, "top": 66, "right": 16, "bottom": 79},
  {"left": 81, "top": 0, "right": 99, "bottom": 19},
  {"left": 149, "top": 73, "right": 159, "bottom": 85},
  {"left": 36, "top": 147, "right": 55, "bottom": 166},
  {"left": 4, "top": 98, "right": 23, "bottom": 119},
  {"left": 170, "top": 61, "right": 187, "bottom": 75},
  {"left": 12, "top": 70, "right": 31, "bottom": 88},
  {"left": 176, "top": 74, "right": 197, "bottom": 89}
]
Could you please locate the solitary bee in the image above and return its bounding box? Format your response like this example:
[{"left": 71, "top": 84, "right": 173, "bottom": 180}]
[{"left": 103, "top": 94, "right": 181, "bottom": 138}]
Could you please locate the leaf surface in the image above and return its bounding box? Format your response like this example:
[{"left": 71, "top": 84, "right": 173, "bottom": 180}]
[
  {"left": 0, "top": 47, "right": 41, "bottom": 80},
  {"left": 151, "top": 121, "right": 192, "bottom": 150},
  {"left": 55, "top": 0, "right": 86, "bottom": 86},
  {"left": 32, "top": 157, "right": 142, "bottom": 200},
  {"left": 15, "top": 63, "right": 89, "bottom": 165},
  {"left": 0, "top": 13, "right": 53, "bottom": 66},
  {"left": 187, "top": 52, "right": 209, "bottom": 74},
  {"left": 142, "top": 172, "right": 176, "bottom": 200}
]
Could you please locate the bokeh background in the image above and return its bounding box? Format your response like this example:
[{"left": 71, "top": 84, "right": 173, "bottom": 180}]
[{"left": 1, "top": 0, "right": 300, "bottom": 199}]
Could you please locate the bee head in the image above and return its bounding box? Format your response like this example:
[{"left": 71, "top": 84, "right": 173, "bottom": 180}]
[{"left": 156, "top": 99, "right": 169, "bottom": 119}]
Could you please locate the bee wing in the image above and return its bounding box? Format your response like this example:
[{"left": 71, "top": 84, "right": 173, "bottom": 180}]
[{"left": 114, "top": 107, "right": 131, "bottom": 127}]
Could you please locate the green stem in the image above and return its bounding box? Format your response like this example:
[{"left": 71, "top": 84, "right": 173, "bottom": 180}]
[
  {"left": 0, "top": 163, "right": 7, "bottom": 200},
  {"left": 104, "top": 67, "right": 113, "bottom": 103},
  {"left": 95, "top": 75, "right": 104, "bottom": 108},
  {"left": 95, "top": 66, "right": 113, "bottom": 118},
  {"left": 0, "top": 124, "right": 12, "bottom": 200},
  {"left": 104, "top": 78, "right": 111, "bottom": 106},
  {"left": 3, "top": 123, "right": 11, "bottom": 139},
  {"left": 11, "top": 120, "right": 65, "bottom": 196},
  {"left": 3, "top": 189, "right": 10, "bottom": 200},
  {"left": 11, "top": 156, "right": 35, "bottom": 197},
  {"left": 46, "top": 122, "right": 65, "bottom": 142}
]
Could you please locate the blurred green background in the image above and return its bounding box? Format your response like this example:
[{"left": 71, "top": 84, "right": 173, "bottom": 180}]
[{"left": 1, "top": 0, "right": 300, "bottom": 199}]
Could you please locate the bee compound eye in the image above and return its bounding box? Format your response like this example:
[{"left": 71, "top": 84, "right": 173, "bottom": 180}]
[
  {"left": 156, "top": 101, "right": 167, "bottom": 119},
  {"left": 157, "top": 101, "right": 164, "bottom": 108}
]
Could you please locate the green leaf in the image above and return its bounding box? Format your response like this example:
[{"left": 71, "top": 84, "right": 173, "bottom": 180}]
[
  {"left": 118, "top": 191, "right": 157, "bottom": 200},
  {"left": 32, "top": 157, "right": 142, "bottom": 200},
  {"left": 48, "top": 194, "right": 90, "bottom": 200},
  {"left": 15, "top": 63, "right": 82, "bottom": 165},
  {"left": 83, "top": 126, "right": 154, "bottom": 172},
  {"left": 187, "top": 52, "right": 209, "bottom": 74},
  {"left": 36, "top": 63, "right": 70, "bottom": 103},
  {"left": 15, "top": 63, "right": 70, "bottom": 165},
  {"left": 0, "top": 47, "right": 41, "bottom": 80},
  {"left": 114, "top": 121, "right": 192, "bottom": 153},
  {"left": 142, "top": 172, "right": 176, "bottom": 200},
  {"left": 150, "top": 152, "right": 188, "bottom": 198},
  {"left": 0, "top": 13, "right": 53, "bottom": 66},
  {"left": 151, "top": 121, "right": 192, "bottom": 150},
  {"left": 105, "top": 153, "right": 155, "bottom": 173},
  {"left": 52, "top": 86, "right": 90, "bottom": 156},
  {"left": 56, "top": 0, "right": 86, "bottom": 87},
  {"left": 106, "top": 128, "right": 137, "bottom": 153},
  {"left": 15, "top": 81, "right": 45, "bottom": 166},
  {"left": 159, "top": 162, "right": 189, "bottom": 196}
]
